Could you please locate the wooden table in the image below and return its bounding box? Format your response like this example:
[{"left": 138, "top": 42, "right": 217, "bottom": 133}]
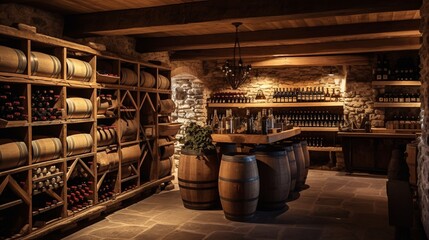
[{"left": 211, "top": 127, "right": 301, "bottom": 144}]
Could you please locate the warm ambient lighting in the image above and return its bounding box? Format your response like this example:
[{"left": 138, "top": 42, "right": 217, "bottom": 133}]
[{"left": 221, "top": 22, "right": 252, "bottom": 90}]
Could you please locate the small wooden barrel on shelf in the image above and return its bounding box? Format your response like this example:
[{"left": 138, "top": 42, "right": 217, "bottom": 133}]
[
  {"left": 32, "top": 137, "right": 62, "bottom": 163},
  {"left": 97, "top": 150, "right": 119, "bottom": 172},
  {"left": 219, "top": 153, "right": 259, "bottom": 221},
  {"left": 97, "top": 96, "right": 117, "bottom": 116},
  {"left": 97, "top": 127, "right": 117, "bottom": 147},
  {"left": 0, "top": 45, "right": 27, "bottom": 74},
  {"left": 121, "top": 68, "right": 138, "bottom": 86},
  {"left": 178, "top": 149, "right": 219, "bottom": 210},
  {"left": 116, "top": 117, "right": 138, "bottom": 142},
  {"left": 121, "top": 144, "right": 141, "bottom": 164},
  {"left": 30, "top": 51, "right": 62, "bottom": 78},
  {"left": 158, "top": 137, "right": 175, "bottom": 159},
  {"left": 158, "top": 99, "right": 176, "bottom": 115},
  {"left": 66, "top": 133, "right": 93, "bottom": 156},
  {"left": 157, "top": 75, "right": 170, "bottom": 89},
  {"left": 140, "top": 71, "right": 156, "bottom": 88},
  {"left": 0, "top": 139, "right": 28, "bottom": 171},
  {"left": 251, "top": 146, "right": 290, "bottom": 210},
  {"left": 66, "top": 58, "right": 93, "bottom": 81},
  {"left": 66, "top": 97, "right": 93, "bottom": 119}
]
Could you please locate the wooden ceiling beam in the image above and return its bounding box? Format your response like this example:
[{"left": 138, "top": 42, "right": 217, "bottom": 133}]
[
  {"left": 136, "top": 20, "right": 420, "bottom": 52},
  {"left": 170, "top": 37, "right": 421, "bottom": 60},
  {"left": 250, "top": 55, "right": 370, "bottom": 67},
  {"left": 64, "top": 0, "right": 421, "bottom": 36}
]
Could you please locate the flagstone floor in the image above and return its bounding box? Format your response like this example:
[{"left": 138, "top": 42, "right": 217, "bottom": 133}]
[{"left": 52, "top": 170, "right": 426, "bottom": 240}]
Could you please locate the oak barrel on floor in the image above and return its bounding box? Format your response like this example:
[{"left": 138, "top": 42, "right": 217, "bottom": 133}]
[
  {"left": 219, "top": 153, "right": 259, "bottom": 221},
  {"left": 252, "top": 146, "right": 290, "bottom": 210},
  {"left": 178, "top": 150, "right": 219, "bottom": 210},
  {"left": 300, "top": 141, "right": 310, "bottom": 184},
  {"left": 0, "top": 45, "right": 27, "bottom": 74},
  {"left": 284, "top": 145, "right": 297, "bottom": 193},
  {"left": 293, "top": 142, "right": 306, "bottom": 190}
]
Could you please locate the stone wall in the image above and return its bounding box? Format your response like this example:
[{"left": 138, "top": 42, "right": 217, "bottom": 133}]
[{"left": 419, "top": 0, "right": 429, "bottom": 236}]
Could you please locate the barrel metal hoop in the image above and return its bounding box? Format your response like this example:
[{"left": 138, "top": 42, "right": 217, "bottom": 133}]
[
  {"left": 178, "top": 184, "right": 218, "bottom": 190},
  {"left": 219, "top": 176, "right": 259, "bottom": 183},
  {"left": 221, "top": 154, "right": 256, "bottom": 163},
  {"left": 220, "top": 196, "right": 259, "bottom": 202},
  {"left": 178, "top": 177, "right": 218, "bottom": 184}
]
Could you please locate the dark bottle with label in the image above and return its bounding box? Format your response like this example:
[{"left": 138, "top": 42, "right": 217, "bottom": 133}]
[
  {"left": 245, "top": 109, "right": 253, "bottom": 134},
  {"left": 261, "top": 109, "right": 269, "bottom": 135}
]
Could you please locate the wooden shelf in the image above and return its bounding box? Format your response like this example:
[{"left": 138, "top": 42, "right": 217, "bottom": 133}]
[
  {"left": 307, "top": 146, "right": 342, "bottom": 152},
  {"left": 371, "top": 81, "right": 421, "bottom": 86},
  {"left": 338, "top": 132, "right": 417, "bottom": 139},
  {"left": 212, "top": 127, "right": 301, "bottom": 144},
  {"left": 0, "top": 199, "right": 23, "bottom": 211},
  {"left": 374, "top": 102, "right": 421, "bottom": 108},
  {"left": 0, "top": 119, "right": 28, "bottom": 128},
  {"left": 207, "top": 102, "right": 343, "bottom": 108},
  {"left": 121, "top": 175, "right": 138, "bottom": 183},
  {"left": 300, "top": 127, "right": 338, "bottom": 132},
  {"left": 32, "top": 202, "right": 64, "bottom": 216},
  {"left": 31, "top": 120, "right": 65, "bottom": 126}
]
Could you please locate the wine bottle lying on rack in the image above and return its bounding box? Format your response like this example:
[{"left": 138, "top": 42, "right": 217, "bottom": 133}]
[
  {"left": 67, "top": 181, "right": 94, "bottom": 212},
  {"left": 31, "top": 89, "right": 62, "bottom": 121},
  {"left": 0, "top": 84, "right": 27, "bottom": 121}
]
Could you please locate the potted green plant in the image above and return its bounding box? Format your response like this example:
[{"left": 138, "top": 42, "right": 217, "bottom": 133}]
[{"left": 178, "top": 122, "right": 220, "bottom": 210}]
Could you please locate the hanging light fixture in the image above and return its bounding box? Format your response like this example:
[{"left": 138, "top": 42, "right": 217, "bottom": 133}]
[{"left": 221, "top": 22, "right": 251, "bottom": 90}]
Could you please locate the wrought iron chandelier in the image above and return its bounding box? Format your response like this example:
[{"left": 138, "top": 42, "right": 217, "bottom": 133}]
[{"left": 221, "top": 22, "right": 251, "bottom": 90}]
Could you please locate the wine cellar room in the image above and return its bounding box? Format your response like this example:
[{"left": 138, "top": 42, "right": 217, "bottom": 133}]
[{"left": 1, "top": 1, "right": 429, "bottom": 240}]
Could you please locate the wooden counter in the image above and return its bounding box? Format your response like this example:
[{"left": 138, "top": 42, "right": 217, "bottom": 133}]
[
  {"left": 212, "top": 127, "right": 301, "bottom": 144},
  {"left": 338, "top": 131, "right": 418, "bottom": 173}
]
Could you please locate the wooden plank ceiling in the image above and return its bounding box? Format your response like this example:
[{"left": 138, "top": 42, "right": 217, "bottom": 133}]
[{"left": 9, "top": 0, "right": 422, "bottom": 65}]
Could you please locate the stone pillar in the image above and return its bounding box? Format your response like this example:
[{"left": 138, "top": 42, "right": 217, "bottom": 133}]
[{"left": 419, "top": 0, "right": 429, "bottom": 236}]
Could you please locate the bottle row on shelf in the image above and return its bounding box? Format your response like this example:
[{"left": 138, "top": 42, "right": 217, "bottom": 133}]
[
  {"left": 377, "top": 91, "right": 421, "bottom": 103},
  {"left": 291, "top": 136, "right": 326, "bottom": 147},
  {"left": 274, "top": 111, "right": 344, "bottom": 128},
  {"left": 208, "top": 87, "right": 342, "bottom": 104},
  {"left": 373, "top": 55, "right": 419, "bottom": 81},
  {"left": 209, "top": 108, "right": 291, "bottom": 135},
  {"left": 67, "top": 181, "right": 94, "bottom": 213},
  {"left": 385, "top": 113, "right": 421, "bottom": 130},
  {"left": 0, "top": 84, "right": 26, "bottom": 121},
  {"left": 273, "top": 87, "right": 341, "bottom": 103}
]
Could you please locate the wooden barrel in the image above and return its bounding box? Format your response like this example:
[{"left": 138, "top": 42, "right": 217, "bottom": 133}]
[
  {"left": 97, "top": 96, "right": 117, "bottom": 116},
  {"left": 252, "top": 147, "right": 290, "bottom": 210},
  {"left": 285, "top": 146, "right": 297, "bottom": 193},
  {"left": 140, "top": 71, "right": 156, "bottom": 88},
  {"left": 121, "top": 68, "right": 138, "bottom": 86},
  {"left": 66, "top": 97, "right": 93, "bottom": 119},
  {"left": 32, "top": 137, "right": 62, "bottom": 163},
  {"left": 158, "top": 99, "right": 176, "bottom": 115},
  {"left": 293, "top": 142, "right": 306, "bottom": 190},
  {"left": 97, "top": 150, "right": 119, "bottom": 172},
  {"left": 159, "top": 157, "right": 172, "bottom": 178},
  {"left": 178, "top": 149, "right": 219, "bottom": 210},
  {"left": 30, "top": 51, "right": 62, "bottom": 78},
  {"left": 157, "top": 75, "right": 170, "bottom": 89},
  {"left": 0, "top": 139, "right": 28, "bottom": 171},
  {"left": 121, "top": 144, "right": 140, "bottom": 164},
  {"left": 97, "top": 127, "right": 117, "bottom": 147},
  {"left": 219, "top": 153, "right": 259, "bottom": 221},
  {"left": 300, "top": 141, "right": 310, "bottom": 184},
  {"left": 116, "top": 118, "right": 138, "bottom": 142},
  {"left": 217, "top": 143, "right": 237, "bottom": 160},
  {"left": 66, "top": 133, "right": 93, "bottom": 156},
  {"left": 159, "top": 137, "right": 175, "bottom": 159},
  {"left": 66, "top": 58, "right": 92, "bottom": 81},
  {"left": 388, "top": 149, "right": 409, "bottom": 181},
  {"left": 0, "top": 45, "right": 27, "bottom": 74}
]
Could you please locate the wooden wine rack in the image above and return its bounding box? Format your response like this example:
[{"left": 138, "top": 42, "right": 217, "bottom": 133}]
[{"left": 0, "top": 24, "right": 174, "bottom": 239}]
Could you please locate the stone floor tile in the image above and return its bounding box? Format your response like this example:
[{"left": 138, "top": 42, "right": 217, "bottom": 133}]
[
  {"left": 152, "top": 210, "right": 201, "bottom": 225},
  {"left": 279, "top": 227, "right": 323, "bottom": 240},
  {"left": 191, "top": 212, "right": 232, "bottom": 225},
  {"left": 63, "top": 233, "right": 102, "bottom": 240},
  {"left": 179, "top": 222, "right": 234, "bottom": 234},
  {"left": 315, "top": 197, "right": 344, "bottom": 206},
  {"left": 162, "top": 230, "right": 205, "bottom": 240},
  {"left": 106, "top": 213, "right": 150, "bottom": 225},
  {"left": 312, "top": 206, "right": 351, "bottom": 219},
  {"left": 346, "top": 181, "right": 372, "bottom": 188},
  {"left": 204, "top": 231, "right": 246, "bottom": 240},
  {"left": 134, "top": 224, "right": 177, "bottom": 240},
  {"left": 245, "top": 225, "right": 281, "bottom": 239},
  {"left": 88, "top": 225, "right": 147, "bottom": 239}
]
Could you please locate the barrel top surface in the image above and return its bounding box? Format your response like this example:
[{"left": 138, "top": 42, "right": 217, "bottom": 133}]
[{"left": 221, "top": 153, "right": 256, "bottom": 163}]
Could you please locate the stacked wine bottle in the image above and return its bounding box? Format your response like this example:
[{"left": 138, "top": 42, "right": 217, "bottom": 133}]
[
  {"left": 31, "top": 89, "right": 62, "bottom": 121},
  {"left": 0, "top": 84, "right": 27, "bottom": 121}
]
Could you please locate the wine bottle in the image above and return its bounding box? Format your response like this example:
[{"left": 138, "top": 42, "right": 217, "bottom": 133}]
[
  {"left": 261, "top": 109, "right": 269, "bottom": 135},
  {"left": 245, "top": 109, "right": 253, "bottom": 134}
]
